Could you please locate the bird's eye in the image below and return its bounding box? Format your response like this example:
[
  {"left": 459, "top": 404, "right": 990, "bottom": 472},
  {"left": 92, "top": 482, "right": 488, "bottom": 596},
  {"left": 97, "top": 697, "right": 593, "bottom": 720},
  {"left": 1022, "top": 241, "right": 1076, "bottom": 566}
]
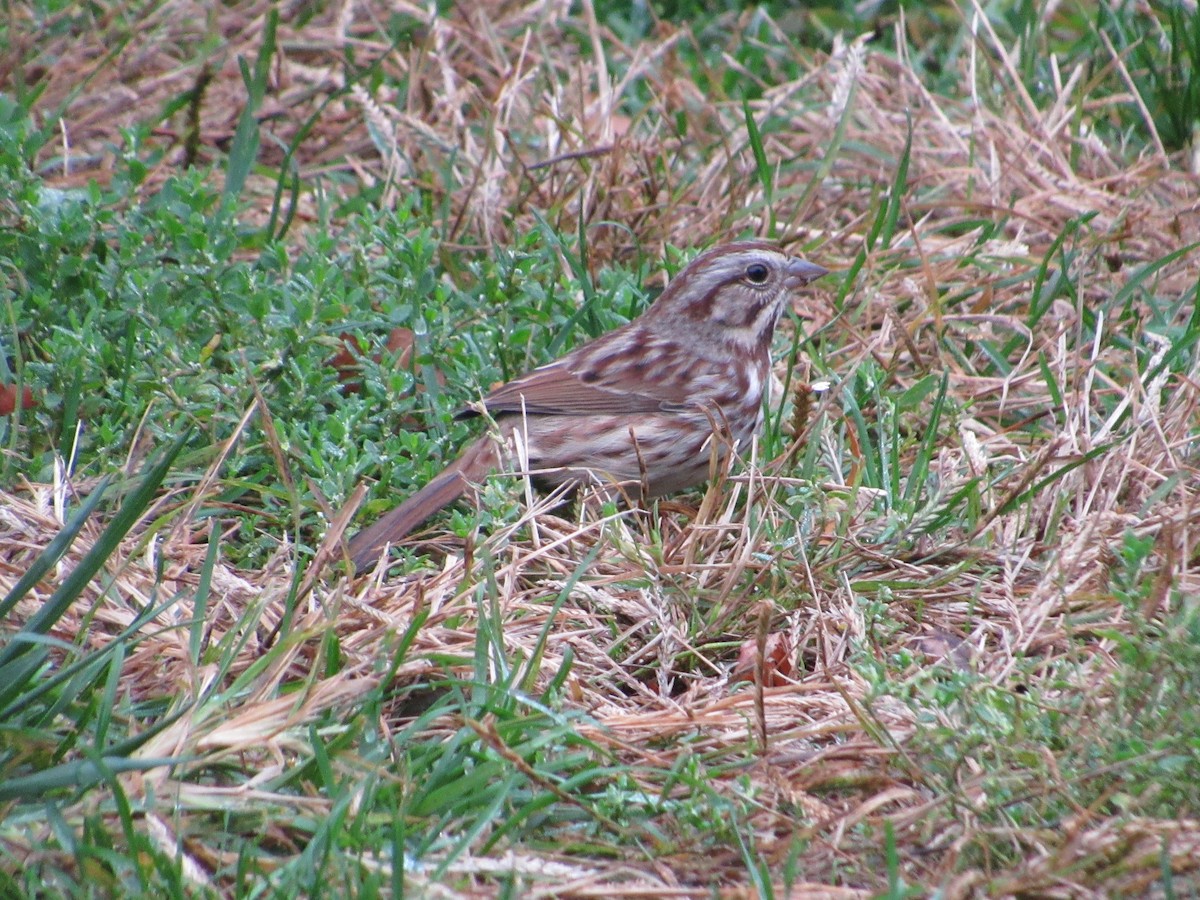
[{"left": 745, "top": 263, "right": 770, "bottom": 284}]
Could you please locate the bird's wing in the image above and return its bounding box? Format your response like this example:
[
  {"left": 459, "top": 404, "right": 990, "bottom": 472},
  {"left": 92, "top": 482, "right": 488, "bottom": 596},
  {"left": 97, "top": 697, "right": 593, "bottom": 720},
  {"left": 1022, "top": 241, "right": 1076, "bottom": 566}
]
[
  {"left": 463, "top": 360, "right": 667, "bottom": 417},
  {"left": 460, "top": 329, "right": 701, "bottom": 419}
]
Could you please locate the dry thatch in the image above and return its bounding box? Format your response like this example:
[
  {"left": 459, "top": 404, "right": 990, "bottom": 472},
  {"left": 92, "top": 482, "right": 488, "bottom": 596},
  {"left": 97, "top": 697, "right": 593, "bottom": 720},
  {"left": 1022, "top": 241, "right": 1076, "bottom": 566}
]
[
  {"left": 5, "top": 0, "right": 1200, "bottom": 895},
  {"left": 21, "top": 1, "right": 1198, "bottom": 261}
]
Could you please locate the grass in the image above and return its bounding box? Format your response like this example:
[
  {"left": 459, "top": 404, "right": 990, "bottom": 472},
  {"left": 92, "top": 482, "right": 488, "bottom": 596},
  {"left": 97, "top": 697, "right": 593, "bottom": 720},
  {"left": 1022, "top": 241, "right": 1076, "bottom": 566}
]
[{"left": 2, "top": 0, "right": 1200, "bottom": 895}]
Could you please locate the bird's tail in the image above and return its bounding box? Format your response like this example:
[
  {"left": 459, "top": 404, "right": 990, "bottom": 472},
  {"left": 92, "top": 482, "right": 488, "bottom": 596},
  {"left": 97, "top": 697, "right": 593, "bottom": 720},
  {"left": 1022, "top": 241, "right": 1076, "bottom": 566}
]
[{"left": 347, "top": 438, "right": 496, "bottom": 572}]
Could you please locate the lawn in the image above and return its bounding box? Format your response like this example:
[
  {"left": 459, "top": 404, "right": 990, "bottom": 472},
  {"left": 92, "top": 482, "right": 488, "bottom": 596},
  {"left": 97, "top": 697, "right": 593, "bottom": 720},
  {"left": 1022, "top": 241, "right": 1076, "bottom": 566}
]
[{"left": 2, "top": 0, "right": 1199, "bottom": 896}]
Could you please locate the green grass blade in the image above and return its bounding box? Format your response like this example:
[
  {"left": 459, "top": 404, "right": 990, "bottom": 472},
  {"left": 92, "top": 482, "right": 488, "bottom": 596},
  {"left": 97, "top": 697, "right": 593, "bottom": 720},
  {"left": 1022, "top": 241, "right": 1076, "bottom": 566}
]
[
  {"left": 190, "top": 521, "right": 220, "bottom": 665},
  {"left": 0, "top": 755, "right": 182, "bottom": 802},
  {"left": 743, "top": 99, "right": 774, "bottom": 234},
  {"left": 221, "top": 8, "right": 278, "bottom": 214},
  {"left": 0, "top": 428, "right": 191, "bottom": 677},
  {"left": 0, "top": 475, "right": 111, "bottom": 621}
]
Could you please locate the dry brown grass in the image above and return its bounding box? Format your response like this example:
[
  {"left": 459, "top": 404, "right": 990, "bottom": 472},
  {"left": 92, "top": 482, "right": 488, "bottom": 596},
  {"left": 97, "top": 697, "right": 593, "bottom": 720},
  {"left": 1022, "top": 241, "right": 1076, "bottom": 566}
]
[
  {"left": 17, "top": 2, "right": 1198, "bottom": 262},
  {"left": 5, "top": 0, "right": 1200, "bottom": 895}
]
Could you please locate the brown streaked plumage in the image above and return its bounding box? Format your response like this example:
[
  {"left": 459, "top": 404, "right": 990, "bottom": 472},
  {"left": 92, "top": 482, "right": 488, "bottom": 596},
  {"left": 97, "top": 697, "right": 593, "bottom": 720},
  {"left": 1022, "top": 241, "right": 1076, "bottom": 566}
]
[{"left": 346, "top": 241, "right": 827, "bottom": 572}]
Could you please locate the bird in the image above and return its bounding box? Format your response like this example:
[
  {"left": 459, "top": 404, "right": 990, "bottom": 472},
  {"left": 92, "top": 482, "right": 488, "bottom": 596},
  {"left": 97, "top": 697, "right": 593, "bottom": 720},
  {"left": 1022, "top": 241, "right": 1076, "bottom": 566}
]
[{"left": 346, "top": 241, "right": 827, "bottom": 571}]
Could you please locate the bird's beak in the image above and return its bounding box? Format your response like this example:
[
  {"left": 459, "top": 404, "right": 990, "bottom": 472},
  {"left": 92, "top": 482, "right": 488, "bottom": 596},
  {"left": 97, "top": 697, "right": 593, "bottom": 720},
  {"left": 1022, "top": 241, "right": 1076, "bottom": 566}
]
[{"left": 786, "top": 257, "right": 829, "bottom": 285}]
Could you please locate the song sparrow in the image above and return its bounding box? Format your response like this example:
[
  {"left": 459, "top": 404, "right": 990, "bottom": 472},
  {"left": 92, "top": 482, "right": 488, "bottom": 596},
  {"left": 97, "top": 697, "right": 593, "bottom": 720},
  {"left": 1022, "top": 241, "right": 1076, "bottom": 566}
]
[{"left": 347, "top": 241, "right": 827, "bottom": 571}]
